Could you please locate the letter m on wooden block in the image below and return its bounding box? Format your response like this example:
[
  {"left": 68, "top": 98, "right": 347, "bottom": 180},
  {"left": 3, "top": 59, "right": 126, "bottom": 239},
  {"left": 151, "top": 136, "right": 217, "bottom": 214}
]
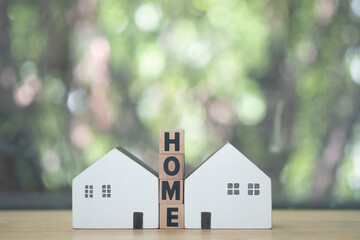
[
  {"left": 159, "top": 130, "right": 184, "bottom": 155},
  {"left": 160, "top": 180, "right": 183, "bottom": 204}
]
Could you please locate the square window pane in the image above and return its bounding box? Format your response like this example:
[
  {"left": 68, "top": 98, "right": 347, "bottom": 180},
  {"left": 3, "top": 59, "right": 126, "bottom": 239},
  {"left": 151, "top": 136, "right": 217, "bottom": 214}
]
[
  {"left": 255, "top": 190, "right": 260, "bottom": 195},
  {"left": 107, "top": 190, "right": 111, "bottom": 193},
  {"left": 248, "top": 183, "right": 253, "bottom": 189},
  {"left": 89, "top": 190, "right": 93, "bottom": 193},
  {"left": 90, "top": 185, "right": 93, "bottom": 189},
  {"left": 102, "top": 194, "right": 106, "bottom": 198},
  {"left": 85, "top": 190, "right": 88, "bottom": 193},
  {"left": 85, "top": 194, "right": 88, "bottom": 198},
  {"left": 227, "top": 190, "right": 233, "bottom": 195},
  {"left": 102, "top": 185, "right": 106, "bottom": 188},
  {"left": 85, "top": 185, "right": 88, "bottom": 189},
  {"left": 248, "top": 190, "right": 253, "bottom": 195},
  {"left": 107, "top": 194, "right": 111, "bottom": 198},
  {"left": 234, "top": 190, "right": 240, "bottom": 195},
  {"left": 89, "top": 195, "right": 93, "bottom": 198},
  {"left": 227, "top": 183, "right": 233, "bottom": 188},
  {"left": 255, "top": 183, "right": 260, "bottom": 189},
  {"left": 107, "top": 185, "right": 111, "bottom": 188},
  {"left": 234, "top": 183, "right": 239, "bottom": 188}
]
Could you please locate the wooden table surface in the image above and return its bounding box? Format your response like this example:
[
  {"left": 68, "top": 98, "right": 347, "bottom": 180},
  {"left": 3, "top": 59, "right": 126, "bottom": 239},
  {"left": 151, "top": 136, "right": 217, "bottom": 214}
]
[{"left": 0, "top": 210, "right": 359, "bottom": 239}]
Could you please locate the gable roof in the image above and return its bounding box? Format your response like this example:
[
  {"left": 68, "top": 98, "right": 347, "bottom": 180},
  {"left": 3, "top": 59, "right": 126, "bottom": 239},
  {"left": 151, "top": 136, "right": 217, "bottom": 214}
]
[
  {"left": 74, "top": 147, "right": 158, "bottom": 181},
  {"left": 116, "top": 146, "right": 158, "bottom": 177},
  {"left": 185, "top": 142, "right": 268, "bottom": 179},
  {"left": 185, "top": 142, "right": 228, "bottom": 178}
]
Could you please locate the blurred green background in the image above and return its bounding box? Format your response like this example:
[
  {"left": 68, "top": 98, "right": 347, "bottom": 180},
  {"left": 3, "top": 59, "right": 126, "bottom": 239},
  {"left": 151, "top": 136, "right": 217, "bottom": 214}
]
[{"left": 0, "top": 0, "right": 360, "bottom": 209}]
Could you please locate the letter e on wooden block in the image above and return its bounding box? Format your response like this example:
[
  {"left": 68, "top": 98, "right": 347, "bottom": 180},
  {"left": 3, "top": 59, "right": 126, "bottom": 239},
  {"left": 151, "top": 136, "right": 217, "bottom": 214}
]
[
  {"left": 159, "top": 154, "right": 184, "bottom": 180},
  {"left": 159, "top": 180, "right": 183, "bottom": 204},
  {"left": 159, "top": 129, "right": 184, "bottom": 155},
  {"left": 160, "top": 204, "right": 184, "bottom": 229}
]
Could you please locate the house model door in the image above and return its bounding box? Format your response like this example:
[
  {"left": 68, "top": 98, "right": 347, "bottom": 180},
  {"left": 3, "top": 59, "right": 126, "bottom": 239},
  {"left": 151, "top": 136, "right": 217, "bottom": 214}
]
[
  {"left": 201, "top": 212, "right": 211, "bottom": 229},
  {"left": 133, "top": 212, "right": 143, "bottom": 229}
]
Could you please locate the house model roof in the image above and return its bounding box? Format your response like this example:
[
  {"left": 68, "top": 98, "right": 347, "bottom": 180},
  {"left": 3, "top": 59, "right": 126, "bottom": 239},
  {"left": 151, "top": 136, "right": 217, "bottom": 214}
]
[
  {"left": 115, "top": 146, "right": 158, "bottom": 177},
  {"left": 73, "top": 147, "right": 158, "bottom": 180},
  {"left": 185, "top": 142, "right": 269, "bottom": 179}
]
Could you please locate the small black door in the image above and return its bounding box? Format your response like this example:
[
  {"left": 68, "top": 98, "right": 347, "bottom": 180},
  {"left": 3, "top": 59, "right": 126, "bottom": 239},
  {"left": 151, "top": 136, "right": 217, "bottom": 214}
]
[
  {"left": 133, "top": 212, "right": 143, "bottom": 229},
  {"left": 201, "top": 212, "right": 211, "bottom": 229}
]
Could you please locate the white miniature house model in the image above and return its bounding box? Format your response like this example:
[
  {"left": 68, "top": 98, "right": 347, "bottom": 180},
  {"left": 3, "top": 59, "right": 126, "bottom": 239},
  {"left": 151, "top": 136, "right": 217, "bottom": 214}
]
[
  {"left": 72, "top": 147, "right": 159, "bottom": 229},
  {"left": 184, "top": 143, "right": 272, "bottom": 229}
]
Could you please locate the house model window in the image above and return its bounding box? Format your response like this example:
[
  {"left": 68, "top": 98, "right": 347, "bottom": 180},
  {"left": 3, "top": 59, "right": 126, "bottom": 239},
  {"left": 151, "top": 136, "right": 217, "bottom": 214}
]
[
  {"left": 227, "top": 183, "right": 240, "bottom": 195},
  {"left": 85, "top": 185, "right": 93, "bottom": 198},
  {"left": 248, "top": 183, "right": 260, "bottom": 195},
  {"left": 102, "top": 185, "right": 111, "bottom": 198}
]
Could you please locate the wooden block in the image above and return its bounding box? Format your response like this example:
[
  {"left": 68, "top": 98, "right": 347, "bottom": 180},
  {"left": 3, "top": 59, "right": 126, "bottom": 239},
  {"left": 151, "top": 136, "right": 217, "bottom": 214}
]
[
  {"left": 160, "top": 204, "right": 184, "bottom": 229},
  {"left": 159, "top": 154, "right": 184, "bottom": 180},
  {"left": 159, "top": 180, "right": 183, "bottom": 204},
  {"left": 159, "top": 129, "right": 184, "bottom": 155}
]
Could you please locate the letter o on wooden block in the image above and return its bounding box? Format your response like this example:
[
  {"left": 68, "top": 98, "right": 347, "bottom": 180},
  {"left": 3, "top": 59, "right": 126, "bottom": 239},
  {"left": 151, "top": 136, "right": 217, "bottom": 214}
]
[
  {"left": 159, "top": 155, "right": 184, "bottom": 179},
  {"left": 164, "top": 156, "right": 180, "bottom": 176}
]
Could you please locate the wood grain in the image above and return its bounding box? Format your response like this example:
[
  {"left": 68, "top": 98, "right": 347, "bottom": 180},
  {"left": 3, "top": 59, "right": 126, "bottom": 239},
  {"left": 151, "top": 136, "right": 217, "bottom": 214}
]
[
  {"left": 158, "top": 154, "right": 184, "bottom": 180},
  {"left": 159, "top": 180, "right": 183, "bottom": 204},
  {"left": 159, "top": 130, "right": 184, "bottom": 155},
  {"left": 159, "top": 204, "right": 184, "bottom": 229},
  {"left": 0, "top": 210, "right": 359, "bottom": 239}
]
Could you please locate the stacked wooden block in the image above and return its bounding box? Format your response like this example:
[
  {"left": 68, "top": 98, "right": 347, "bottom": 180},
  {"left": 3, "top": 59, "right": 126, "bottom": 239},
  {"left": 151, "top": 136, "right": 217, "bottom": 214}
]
[{"left": 159, "top": 129, "right": 184, "bottom": 229}]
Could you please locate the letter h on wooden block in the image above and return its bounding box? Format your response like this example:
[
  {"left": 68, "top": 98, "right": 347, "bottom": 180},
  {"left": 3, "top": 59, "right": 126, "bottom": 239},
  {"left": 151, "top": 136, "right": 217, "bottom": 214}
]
[
  {"left": 159, "top": 130, "right": 184, "bottom": 155},
  {"left": 160, "top": 204, "right": 184, "bottom": 229}
]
